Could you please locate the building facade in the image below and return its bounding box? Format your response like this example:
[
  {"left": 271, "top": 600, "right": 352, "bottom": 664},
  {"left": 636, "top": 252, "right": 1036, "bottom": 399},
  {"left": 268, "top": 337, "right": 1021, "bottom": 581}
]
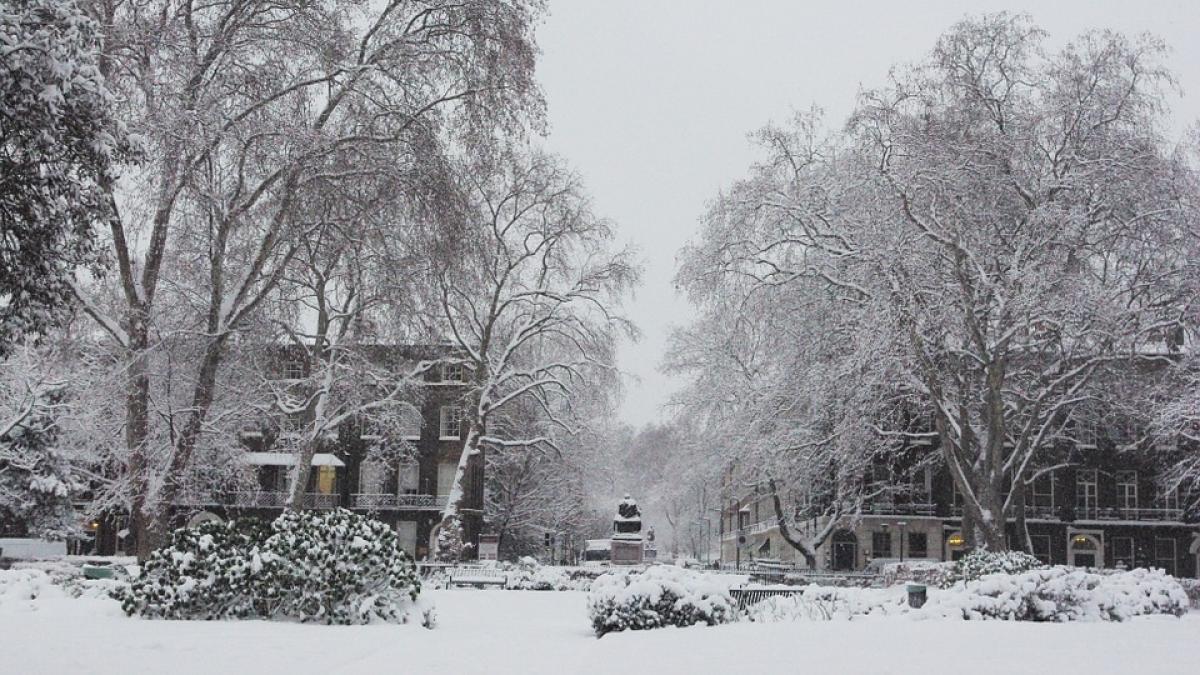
[
  {"left": 93, "top": 345, "right": 484, "bottom": 560},
  {"left": 719, "top": 449, "right": 1200, "bottom": 578}
]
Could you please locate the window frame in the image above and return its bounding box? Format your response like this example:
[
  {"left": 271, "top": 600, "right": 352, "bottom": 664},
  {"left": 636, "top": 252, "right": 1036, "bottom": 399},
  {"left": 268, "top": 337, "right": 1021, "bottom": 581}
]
[
  {"left": 1075, "top": 469, "right": 1098, "bottom": 515},
  {"left": 439, "top": 405, "right": 464, "bottom": 440},
  {"left": 1115, "top": 471, "right": 1138, "bottom": 511}
]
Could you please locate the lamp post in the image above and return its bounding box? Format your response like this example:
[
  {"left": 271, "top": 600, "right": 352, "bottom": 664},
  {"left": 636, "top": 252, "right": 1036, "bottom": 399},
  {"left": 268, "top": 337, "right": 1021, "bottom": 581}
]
[{"left": 897, "top": 521, "right": 907, "bottom": 562}]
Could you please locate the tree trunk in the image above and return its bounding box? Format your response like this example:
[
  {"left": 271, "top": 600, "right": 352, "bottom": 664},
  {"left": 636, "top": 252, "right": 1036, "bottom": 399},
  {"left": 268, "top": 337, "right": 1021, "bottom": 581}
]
[
  {"left": 125, "top": 309, "right": 155, "bottom": 560},
  {"left": 768, "top": 481, "right": 819, "bottom": 568}
]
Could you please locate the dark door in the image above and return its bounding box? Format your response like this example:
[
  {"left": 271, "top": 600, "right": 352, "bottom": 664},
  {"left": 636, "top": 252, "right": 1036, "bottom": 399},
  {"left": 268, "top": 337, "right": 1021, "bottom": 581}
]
[{"left": 833, "top": 541, "right": 856, "bottom": 571}]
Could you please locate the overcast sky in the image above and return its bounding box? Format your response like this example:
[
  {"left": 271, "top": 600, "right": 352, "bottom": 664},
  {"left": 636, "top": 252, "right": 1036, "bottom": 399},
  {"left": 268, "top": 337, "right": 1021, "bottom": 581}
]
[{"left": 535, "top": 1, "right": 1200, "bottom": 428}]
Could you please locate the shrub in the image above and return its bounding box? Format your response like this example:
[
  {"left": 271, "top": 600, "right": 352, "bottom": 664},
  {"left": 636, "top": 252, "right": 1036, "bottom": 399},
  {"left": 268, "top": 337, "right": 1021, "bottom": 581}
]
[
  {"left": 949, "top": 549, "right": 1044, "bottom": 584},
  {"left": 121, "top": 518, "right": 274, "bottom": 620},
  {"left": 743, "top": 585, "right": 902, "bottom": 622},
  {"left": 586, "top": 565, "right": 735, "bottom": 637},
  {"left": 922, "top": 566, "right": 1188, "bottom": 621},
  {"left": 266, "top": 509, "right": 424, "bottom": 625},
  {"left": 122, "top": 510, "right": 428, "bottom": 625}
]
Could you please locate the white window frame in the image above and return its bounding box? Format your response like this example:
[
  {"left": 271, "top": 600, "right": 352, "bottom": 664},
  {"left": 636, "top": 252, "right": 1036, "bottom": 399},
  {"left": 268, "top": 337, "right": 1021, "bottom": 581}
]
[
  {"left": 439, "top": 405, "right": 463, "bottom": 440},
  {"left": 441, "top": 362, "right": 464, "bottom": 383},
  {"left": 1026, "top": 472, "right": 1055, "bottom": 509},
  {"left": 1115, "top": 471, "right": 1138, "bottom": 511},
  {"left": 1076, "top": 469, "right": 1098, "bottom": 515}
]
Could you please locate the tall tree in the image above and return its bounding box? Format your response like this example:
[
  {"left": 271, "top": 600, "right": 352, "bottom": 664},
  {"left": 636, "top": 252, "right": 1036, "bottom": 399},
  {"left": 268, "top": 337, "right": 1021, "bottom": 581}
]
[
  {"left": 676, "top": 14, "right": 1199, "bottom": 552},
  {"left": 431, "top": 149, "right": 638, "bottom": 560},
  {"left": 71, "top": 0, "right": 544, "bottom": 557}
]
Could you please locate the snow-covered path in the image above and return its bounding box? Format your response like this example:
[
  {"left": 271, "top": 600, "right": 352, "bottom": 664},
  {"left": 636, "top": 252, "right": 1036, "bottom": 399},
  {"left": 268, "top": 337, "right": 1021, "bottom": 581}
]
[{"left": 3, "top": 590, "right": 1198, "bottom": 674}]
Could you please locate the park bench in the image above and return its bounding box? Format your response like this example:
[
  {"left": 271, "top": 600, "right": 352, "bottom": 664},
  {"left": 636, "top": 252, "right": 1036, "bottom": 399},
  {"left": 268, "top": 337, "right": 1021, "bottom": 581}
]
[{"left": 446, "top": 566, "right": 510, "bottom": 588}]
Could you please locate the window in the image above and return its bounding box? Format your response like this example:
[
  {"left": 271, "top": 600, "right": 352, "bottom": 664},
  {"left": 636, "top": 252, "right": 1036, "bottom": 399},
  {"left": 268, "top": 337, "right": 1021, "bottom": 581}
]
[
  {"left": 908, "top": 532, "right": 928, "bottom": 558},
  {"left": 872, "top": 531, "right": 892, "bottom": 558},
  {"left": 283, "top": 355, "right": 305, "bottom": 380},
  {"left": 1112, "top": 536, "right": 1135, "bottom": 570},
  {"left": 1072, "top": 417, "right": 1099, "bottom": 448},
  {"left": 1155, "top": 538, "right": 1177, "bottom": 576},
  {"left": 441, "top": 362, "right": 464, "bottom": 383},
  {"left": 1115, "top": 471, "right": 1138, "bottom": 512},
  {"left": 439, "top": 406, "right": 463, "bottom": 439},
  {"left": 1031, "top": 535, "right": 1052, "bottom": 565},
  {"left": 1025, "top": 473, "right": 1054, "bottom": 510},
  {"left": 398, "top": 461, "right": 419, "bottom": 494},
  {"left": 1075, "top": 469, "right": 1098, "bottom": 516},
  {"left": 314, "top": 465, "right": 336, "bottom": 495},
  {"left": 399, "top": 412, "right": 421, "bottom": 440},
  {"left": 952, "top": 482, "right": 965, "bottom": 514},
  {"left": 1156, "top": 485, "right": 1181, "bottom": 512}
]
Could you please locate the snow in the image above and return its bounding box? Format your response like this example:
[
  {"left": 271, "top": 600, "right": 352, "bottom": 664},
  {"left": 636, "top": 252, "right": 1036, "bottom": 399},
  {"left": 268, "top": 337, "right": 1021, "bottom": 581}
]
[
  {"left": 242, "top": 452, "right": 345, "bottom": 467},
  {"left": 2, "top": 578, "right": 1198, "bottom": 674}
]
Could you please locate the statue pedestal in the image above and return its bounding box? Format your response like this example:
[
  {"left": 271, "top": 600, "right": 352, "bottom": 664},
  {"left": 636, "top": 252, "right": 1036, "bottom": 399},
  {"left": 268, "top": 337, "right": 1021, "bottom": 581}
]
[{"left": 610, "top": 535, "right": 644, "bottom": 566}]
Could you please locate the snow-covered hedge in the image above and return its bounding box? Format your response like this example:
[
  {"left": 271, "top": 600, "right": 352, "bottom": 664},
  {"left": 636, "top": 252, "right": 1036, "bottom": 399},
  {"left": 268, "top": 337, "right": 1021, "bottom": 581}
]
[
  {"left": 946, "top": 549, "right": 1044, "bottom": 585},
  {"left": 920, "top": 567, "right": 1188, "bottom": 622},
  {"left": 122, "top": 510, "right": 429, "bottom": 625},
  {"left": 265, "top": 509, "right": 425, "bottom": 625},
  {"left": 506, "top": 557, "right": 598, "bottom": 591},
  {"left": 743, "top": 585, "right": 903, "bottom": 622},
  {"left": 121, "top": 518, "right": 275, "bottom": 620},
  {"left": 586, "top": 565, "right": 735, "bottom": 637},
  {"left": 741, "top": 567, "right": 1187, "bottom": 623}
]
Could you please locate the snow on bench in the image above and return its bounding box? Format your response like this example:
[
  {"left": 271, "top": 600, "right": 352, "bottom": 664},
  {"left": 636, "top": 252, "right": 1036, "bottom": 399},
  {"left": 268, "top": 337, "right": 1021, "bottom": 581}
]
[{"left": 445, "top": 566, "right": 510, "bottom": 587}]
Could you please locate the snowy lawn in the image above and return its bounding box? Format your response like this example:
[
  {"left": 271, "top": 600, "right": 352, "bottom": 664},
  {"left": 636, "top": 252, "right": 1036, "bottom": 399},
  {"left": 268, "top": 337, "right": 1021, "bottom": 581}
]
[{"left": 3, "top": 589, "right": 1198, "bottom": 674}]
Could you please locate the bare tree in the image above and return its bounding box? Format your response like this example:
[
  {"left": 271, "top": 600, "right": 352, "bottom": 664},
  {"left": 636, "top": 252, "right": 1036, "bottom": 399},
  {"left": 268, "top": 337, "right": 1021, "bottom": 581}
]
[
  {"left": 675, "top": 14, "right": 1199, "bottom": 552},
  {"left": 70, "top": 0, "right": 544, "bottom": 557},
  {"left": 430, "top": 149, "right": 638, "bottom": 560}
]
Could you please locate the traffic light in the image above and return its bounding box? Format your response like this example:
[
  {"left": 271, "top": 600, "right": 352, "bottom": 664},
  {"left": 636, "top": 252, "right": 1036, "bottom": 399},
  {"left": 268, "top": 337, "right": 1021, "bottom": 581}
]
[{"left": 544, "top": 532, "right": 552, "bottom": 547}]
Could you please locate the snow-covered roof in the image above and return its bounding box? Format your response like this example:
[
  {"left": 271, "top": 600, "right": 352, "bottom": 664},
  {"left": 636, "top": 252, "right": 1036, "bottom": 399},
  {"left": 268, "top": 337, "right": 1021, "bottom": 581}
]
[
  {"left": 242, "top": 452, "right": 345, "bottom": 467},
  {"left": 585, "top": 539, "right": 611, "bottom": 551}
]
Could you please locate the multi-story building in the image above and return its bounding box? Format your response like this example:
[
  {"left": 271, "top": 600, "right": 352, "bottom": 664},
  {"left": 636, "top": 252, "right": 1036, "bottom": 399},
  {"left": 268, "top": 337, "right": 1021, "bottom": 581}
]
[
  {"left": 94, "top": 344, "right": 484, "bottom": 560},
  {"left": 719, "top": 444, "right": 1200, "bottom": 578}
]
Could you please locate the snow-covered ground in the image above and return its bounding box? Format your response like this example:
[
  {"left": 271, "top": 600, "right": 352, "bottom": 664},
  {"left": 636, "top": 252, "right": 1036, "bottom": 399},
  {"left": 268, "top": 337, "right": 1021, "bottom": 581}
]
[{"left": 3, "top": 588, "right": 1198, "bottom": 674}]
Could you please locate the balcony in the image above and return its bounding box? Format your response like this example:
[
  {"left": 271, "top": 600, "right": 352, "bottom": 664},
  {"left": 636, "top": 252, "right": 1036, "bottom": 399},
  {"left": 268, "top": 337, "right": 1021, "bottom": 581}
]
[
  {"left": 1074, "top": 506, "right": 1184, "bottom": 522},
  {"left": 948, "top": 504, "right": 1185, "bottom": 522},
  {"left": 350, "top": 493, "right": 448, "bottom": 511},
  {"left": 864, "top": 501, "right": 936, "bottom": 516},
  {"left": 173, "top": 491, "right": 341, "bottom": 509}
]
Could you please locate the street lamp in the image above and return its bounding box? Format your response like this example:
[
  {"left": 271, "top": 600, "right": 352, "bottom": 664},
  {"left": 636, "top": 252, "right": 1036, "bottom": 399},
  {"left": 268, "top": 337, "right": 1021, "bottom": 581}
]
[{"left": 897, "top": 521, "right": 908, "bottom": 562}]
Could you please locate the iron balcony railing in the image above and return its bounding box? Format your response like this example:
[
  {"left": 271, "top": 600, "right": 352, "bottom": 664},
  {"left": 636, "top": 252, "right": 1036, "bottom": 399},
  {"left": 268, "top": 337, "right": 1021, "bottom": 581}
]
[
  {"left": 950, "top": 504, "right": 1185, "bottom": 522},
  {"left": 863, "top": 501, "right": 937, "bottom": 516},
  {"left": 172, "top": 491, "right": 340, "bottom": 509},
  {"left": 350, "top": 493, "right": 448, "bottom": 511}
]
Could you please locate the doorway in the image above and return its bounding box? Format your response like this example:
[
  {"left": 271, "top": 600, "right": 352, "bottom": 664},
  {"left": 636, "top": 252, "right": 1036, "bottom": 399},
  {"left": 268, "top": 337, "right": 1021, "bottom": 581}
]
[
  {"left": 1069, "top": 532, "right": 1102, "bottom": 568},
  {"left": 831, "top": 530, "right": 857, "bottom": 571}
]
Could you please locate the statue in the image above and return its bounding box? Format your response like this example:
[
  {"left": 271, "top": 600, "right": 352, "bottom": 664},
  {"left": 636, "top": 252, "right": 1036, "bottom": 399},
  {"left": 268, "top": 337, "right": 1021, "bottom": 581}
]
[
  {"left": 610, "top": 494, "right": 645, "bottom": 565},
  {"left": 613, "top": 494, "right": 642, "bottom": 536}
]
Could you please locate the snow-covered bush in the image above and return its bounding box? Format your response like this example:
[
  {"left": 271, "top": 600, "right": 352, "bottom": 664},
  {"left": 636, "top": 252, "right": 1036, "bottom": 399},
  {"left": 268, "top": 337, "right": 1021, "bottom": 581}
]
[
  {"left": 921, "top": 566, "right": 1187, "bottom": 622},
  {"left": 265, "top": 509, "right": 425, "bottom": 625},
  {"left": 505, "top": 557, "right": 598, "bottom": 591},
  {"left": 586, "top": 565, "right": 735, "bottom": 637},
  {"left": 122, "top": 510, "right": 428, "bottom": 625},
  {"left": 121, "top": 518, "right": 274, "bottom": 620},
  {"left": 743, "top": 585, "right": 903, "bottom": 622},
  {"left": 947, "top": 549, "right": 1044, "bottom": 585}
]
